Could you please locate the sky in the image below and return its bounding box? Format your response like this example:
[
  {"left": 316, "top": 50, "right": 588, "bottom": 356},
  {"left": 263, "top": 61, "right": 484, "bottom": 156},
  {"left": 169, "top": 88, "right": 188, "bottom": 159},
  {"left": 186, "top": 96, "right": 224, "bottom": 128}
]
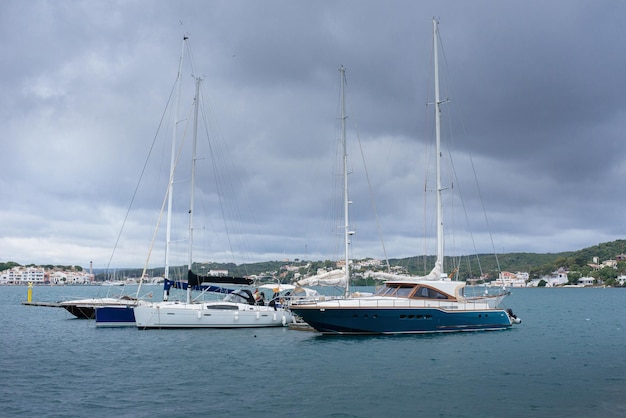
[{"left": 2, "top": 0, "right": 626, "bottom": 270}]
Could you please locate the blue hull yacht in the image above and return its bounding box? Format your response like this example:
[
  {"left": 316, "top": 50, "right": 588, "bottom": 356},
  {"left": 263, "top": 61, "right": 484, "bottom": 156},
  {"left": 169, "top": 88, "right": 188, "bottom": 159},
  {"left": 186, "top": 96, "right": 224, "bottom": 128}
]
[
  {"left": 290, "top": 20, "right": 521, "bottom": 335},
  {"left": 290, "top": 273, "right": 518, "bottom": 335}
]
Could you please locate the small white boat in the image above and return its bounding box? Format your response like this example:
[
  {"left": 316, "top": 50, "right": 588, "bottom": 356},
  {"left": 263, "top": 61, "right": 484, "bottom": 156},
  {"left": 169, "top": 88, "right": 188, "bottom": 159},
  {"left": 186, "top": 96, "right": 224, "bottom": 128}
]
[{"left": 59, "top": 296, "right": 137, "bottom": 319}]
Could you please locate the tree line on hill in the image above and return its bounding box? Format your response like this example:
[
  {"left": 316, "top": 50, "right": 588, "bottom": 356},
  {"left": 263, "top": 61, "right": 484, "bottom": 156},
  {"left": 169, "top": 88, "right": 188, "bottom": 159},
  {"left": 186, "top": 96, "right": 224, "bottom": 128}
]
[
  {"left": 4, "top": 240, "right": 626, "bottom": 287},
  {"left": 94, "top": 240, "right": 626, "bottom": 286},
  {"left": 0, "top": 262, "right": 84, "bottom": 272}
]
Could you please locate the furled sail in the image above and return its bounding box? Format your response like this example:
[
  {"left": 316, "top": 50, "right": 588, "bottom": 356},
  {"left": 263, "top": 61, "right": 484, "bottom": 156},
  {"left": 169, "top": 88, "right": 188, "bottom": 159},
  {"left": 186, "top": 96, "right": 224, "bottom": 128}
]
[
  {"left": 372, "top": 260, "right": 443, "bottom": 282},
  {"left": 296, "top": 269, "right": 347, "bottom": 287}
]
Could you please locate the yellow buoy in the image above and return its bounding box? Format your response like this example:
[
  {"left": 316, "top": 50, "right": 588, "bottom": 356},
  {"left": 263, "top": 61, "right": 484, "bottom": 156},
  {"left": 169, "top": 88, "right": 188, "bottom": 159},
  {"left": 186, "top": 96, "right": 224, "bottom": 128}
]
[{"left": 27, "top": 282, "right": 33, "bottom": 303}]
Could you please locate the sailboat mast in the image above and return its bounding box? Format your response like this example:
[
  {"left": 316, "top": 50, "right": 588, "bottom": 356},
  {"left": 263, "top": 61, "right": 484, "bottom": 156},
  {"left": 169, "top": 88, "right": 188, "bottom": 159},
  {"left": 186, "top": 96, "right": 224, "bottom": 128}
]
[
  {"left": 339, "top": 66, "right": 351, "bottom": 297},
  {"left": 186, "top": 77, "right": 200, "bottom": 304},
  {"left": 433, "top": 19, "right": 444, "bottom": 274},
  {"left": 165, "top": 35, "right": 187, "bottom": 285}
]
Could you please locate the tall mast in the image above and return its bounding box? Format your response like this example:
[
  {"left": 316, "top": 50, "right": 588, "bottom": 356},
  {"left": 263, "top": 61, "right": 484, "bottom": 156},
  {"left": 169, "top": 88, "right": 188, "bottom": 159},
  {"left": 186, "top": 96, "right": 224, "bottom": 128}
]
[
  {"left": 339, "top": 66, "right": 352, "bottom": 297},
  {"left": 165, "top": 35, "right": 187, "bottom": 284},
  {"left": 433, "top": 19, "right": 444, "bottom": 274},
  {"left": 186, "top": 77, "right": 200, "bottom": 304}
]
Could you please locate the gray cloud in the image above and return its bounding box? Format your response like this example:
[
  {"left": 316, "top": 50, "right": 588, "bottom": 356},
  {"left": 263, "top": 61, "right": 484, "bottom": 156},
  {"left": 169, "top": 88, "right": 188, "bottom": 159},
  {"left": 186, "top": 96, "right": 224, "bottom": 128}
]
[{"left": 2, "top": 0, "right": 625, "bottom": 269}]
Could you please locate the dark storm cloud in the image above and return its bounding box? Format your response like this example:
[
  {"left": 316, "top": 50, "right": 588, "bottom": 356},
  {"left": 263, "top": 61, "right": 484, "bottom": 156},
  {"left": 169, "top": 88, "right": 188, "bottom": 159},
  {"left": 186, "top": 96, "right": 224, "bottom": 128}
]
[{"left": 1, "top": 0, "right": 625, "bottom": 268}]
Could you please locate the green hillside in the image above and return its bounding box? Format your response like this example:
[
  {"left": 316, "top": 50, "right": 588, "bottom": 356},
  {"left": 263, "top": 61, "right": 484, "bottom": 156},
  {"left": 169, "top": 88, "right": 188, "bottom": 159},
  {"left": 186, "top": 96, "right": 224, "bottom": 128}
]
[
  {"left": 4, "top": 239, "right": 626, "bottom": 287},
  {"left": 389, "top": 240, "right": 626, "bottom": 284}
]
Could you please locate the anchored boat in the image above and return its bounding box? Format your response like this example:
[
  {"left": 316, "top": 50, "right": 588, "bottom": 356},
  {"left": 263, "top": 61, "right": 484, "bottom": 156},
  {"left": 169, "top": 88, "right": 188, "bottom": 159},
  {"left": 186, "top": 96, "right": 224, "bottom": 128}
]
[{"left": 290, "top": 20, "right": 521, "bottom": 335}]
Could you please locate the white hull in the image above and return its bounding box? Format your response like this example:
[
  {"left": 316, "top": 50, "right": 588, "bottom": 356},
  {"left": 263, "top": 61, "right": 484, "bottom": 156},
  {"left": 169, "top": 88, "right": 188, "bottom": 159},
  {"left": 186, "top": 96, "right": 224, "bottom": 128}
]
[
  {"left": 134, "top": 301, "right": 294, "bottom": 329},
  {"left": 59, "top": 297, "right": 135, "bottom": 307}
]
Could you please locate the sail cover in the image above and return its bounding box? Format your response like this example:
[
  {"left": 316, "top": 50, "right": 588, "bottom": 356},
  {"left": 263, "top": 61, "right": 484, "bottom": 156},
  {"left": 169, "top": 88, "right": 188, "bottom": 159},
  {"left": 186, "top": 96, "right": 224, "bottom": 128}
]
[
  {"left": 296, "top": 269, "right": 347, "bottom": 287},
  {"left": 163, "top": 279, "right": 232, "bottom": 294},
  {"left": 187, "top": 270, "right": 253, "bottom": 287},
  {"left": 372, "top": 260, "right": 443, "bottom": 282}
]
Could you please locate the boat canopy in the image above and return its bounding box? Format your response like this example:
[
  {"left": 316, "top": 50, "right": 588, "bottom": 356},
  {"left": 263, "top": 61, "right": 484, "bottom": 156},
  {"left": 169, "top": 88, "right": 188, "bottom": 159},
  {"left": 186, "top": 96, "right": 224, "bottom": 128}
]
[
  {"left": 377, "top": 278, "right": 465, "bottom": 300},
  {"left": 290, "top": 287, "right": 321, "bottom": 299}
]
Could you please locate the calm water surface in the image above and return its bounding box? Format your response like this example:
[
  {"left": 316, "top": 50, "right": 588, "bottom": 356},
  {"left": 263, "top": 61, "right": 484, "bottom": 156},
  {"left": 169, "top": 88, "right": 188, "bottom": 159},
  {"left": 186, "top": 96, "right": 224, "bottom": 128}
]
[{"left": 0, "top": 285, "right": 624, "bottom": 417}]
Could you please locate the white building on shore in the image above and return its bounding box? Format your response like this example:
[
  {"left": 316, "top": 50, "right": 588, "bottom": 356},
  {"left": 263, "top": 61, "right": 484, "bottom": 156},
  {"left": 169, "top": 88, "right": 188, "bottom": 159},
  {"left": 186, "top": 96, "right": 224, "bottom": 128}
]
[
  {"left": 489, "top": 271, "right": 528, "bottom": 287},
  {"left": 529, "top": 268, "right": 569, "bottom": 287},
  {"left": 0, "top": 266, "right": 94, "bottom": 285},
  {"left": 0, "top": 267, "right": 46, "bottom": 284},
  {"left": 48, "top": 270, "right": 94, "bottom": 285}
]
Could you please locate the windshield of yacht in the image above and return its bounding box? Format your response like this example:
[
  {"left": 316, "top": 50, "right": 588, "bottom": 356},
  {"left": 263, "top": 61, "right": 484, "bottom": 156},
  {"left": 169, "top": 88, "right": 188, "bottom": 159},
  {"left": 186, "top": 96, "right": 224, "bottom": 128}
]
[
  {"left": 374, "top": 285, "right": 394, "bottom": 296},
  {"left": 223, "top": 289, "right": 253, "bottom": 305},
  {"left": 374, "top": 284, "right": 416, "bottom": 297},
  {"left": 412, "top": 286, "right": 449, "bottom": 300}
]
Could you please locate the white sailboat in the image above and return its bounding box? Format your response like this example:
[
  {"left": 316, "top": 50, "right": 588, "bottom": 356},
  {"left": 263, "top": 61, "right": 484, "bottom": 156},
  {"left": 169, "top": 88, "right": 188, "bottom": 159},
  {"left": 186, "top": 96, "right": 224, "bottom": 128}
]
[
  {"left": 290, "top": 20, "right": 521, "bottom": 334},
  {"left": 133, "top": 76, "right": 293, "bottom": 329}
]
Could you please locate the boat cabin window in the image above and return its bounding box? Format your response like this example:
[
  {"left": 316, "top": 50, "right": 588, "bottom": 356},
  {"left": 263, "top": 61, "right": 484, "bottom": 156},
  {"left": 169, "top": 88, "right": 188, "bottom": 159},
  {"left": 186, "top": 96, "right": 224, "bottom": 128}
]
[
  {"left": 395, "top": 286, "right": 414, "bottom": 298},
  {"left": 374, "top": 284, "right": 416, "bottom": 298},
  {"left": 374, "top": 285, "right": 397, "bottom": 296},
  {"left": 411, "top": 286, "right": 449, "bottom": 300}
]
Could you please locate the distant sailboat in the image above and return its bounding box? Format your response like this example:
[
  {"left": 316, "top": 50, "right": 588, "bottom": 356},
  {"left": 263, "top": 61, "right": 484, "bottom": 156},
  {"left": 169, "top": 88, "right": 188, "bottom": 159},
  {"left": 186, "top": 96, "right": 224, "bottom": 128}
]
[{"left": 290, "top": 20, "right": 521, "bottom": 334}]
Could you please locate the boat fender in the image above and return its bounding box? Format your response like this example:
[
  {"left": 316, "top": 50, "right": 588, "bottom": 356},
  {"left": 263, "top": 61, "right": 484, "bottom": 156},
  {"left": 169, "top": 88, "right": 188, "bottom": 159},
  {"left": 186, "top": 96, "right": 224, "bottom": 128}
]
[
  {"left": 282, "top": 315, "right": 287, "bottom": 326},
  {"left": 273, "top": 313, "right": 277, "bottom": 321},
  {"left": 256, "top": 311, "right": 260, "bottom": 320},
  {"left": 197, "top": 311, "right": 201, "bottom": 319},
  {"left": 507, "top": 308, "right": 521, "bottom": 324}
]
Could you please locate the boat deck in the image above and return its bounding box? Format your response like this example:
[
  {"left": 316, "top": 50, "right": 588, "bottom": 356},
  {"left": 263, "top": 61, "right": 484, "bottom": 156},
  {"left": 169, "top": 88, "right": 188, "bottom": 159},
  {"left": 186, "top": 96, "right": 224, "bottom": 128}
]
[{"left": 21, "top": 301, "right": 64, "bottom": 308}]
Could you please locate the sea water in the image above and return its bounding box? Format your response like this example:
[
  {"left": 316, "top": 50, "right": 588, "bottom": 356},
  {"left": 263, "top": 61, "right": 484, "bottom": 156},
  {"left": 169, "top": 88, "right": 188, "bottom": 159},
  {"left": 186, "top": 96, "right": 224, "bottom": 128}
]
[{"left": 0, "top": 285, "right": 624, "bottom": 417}]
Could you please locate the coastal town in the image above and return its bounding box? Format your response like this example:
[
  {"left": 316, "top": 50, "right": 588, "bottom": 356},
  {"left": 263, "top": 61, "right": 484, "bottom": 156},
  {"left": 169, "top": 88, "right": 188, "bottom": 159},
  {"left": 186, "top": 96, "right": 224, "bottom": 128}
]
[
  {"left": 2, "top": 253, "right": 625, "bottom": 288},
  {"left": 0, "top": 264, "right": 95, "bottom": 285}
]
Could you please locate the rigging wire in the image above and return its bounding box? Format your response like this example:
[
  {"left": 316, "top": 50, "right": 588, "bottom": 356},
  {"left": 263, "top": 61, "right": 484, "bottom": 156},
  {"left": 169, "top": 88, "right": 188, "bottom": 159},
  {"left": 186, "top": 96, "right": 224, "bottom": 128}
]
[
  {"left": 343, "top": 73, "right": 392, "bottom": 273},
  {"left": 107, "top": 35, "right": 259, "bottom": 280},
  {"left": 198, "top": 77, "right": 257, "bottom": 272},
  {"left": 435, "top": 22, "right": 502, "bottom": 277},
  {"left": 104, "top": 77, "right": 179, "bottom": 273},
  {"left": 142, "top": 95, "right": 194, "bottom": 280}
]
